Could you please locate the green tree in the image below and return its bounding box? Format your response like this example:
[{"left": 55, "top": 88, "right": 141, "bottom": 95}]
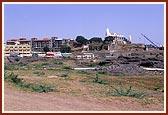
[
  {"left": 43, "top": 46, "right": 49, "bottom": 53},
  {"left": 60, "top": 45, "right": 71, "bottom": 53},
  {"left": 76, "top": 36, "right": 88, "bottom": 45},
  {"left": 89, "top": 37, "right": 103, "bottom": 43},
  {"left": 104, "top": 36, "right": 115, "bottom": 44}
]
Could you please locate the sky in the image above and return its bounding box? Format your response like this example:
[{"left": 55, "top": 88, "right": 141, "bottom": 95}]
[{"left": 4, "top": 3, "right": 165, "bottom": 45}]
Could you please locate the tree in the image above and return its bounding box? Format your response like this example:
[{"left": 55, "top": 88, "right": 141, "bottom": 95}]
[
  {"left": 76, "top": 36, "right": 88, "bottom": 45},
  {"left": 89, "top": 37, "right": 103, "bottom": 43},
  {"left": 104, "top": 36, "right": 115, "bottom": 44},
  {"left": 60, "top": 45, "right": 71, "bottom": 53},
  {"left": 43, "top": 46, "right": 49, "bottom": 53}
]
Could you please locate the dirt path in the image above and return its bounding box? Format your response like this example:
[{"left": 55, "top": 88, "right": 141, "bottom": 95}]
[{"left": 4, "top": 84, "right": 164, "bottom": 112}]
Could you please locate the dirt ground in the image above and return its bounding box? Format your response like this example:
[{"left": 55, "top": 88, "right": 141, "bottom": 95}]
[{"left": 4, "top": 83, "right": 164, "bottom": 112}]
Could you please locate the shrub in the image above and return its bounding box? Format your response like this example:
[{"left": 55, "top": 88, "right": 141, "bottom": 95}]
[
  {"left": 98, "top": 70, "right": 108, "bottom": 75},
  {"left": 93, "top": 74, "right": 108, "bottom": 85},
  {"left": 86, "top": 63, "right": 97, "bottom": 67},
  {"left": 4, "top": 72, "right": 54, "bottom": 93},
  {"left": 77, "top": 70, "right": 90, "bottom": 75},
  {"left": 54, "top": 62, "right": 63, "bottom": 65},
  {"left": 33, "top": 71, "right": 45, "bottom": 76},
  {"left": 139, "top": 62, "right": 154, "bottom": 67},
  {"left": 4, "top": 65, "right": 14, "bottom": 70},
  {"left": 17, "top": 62, "right": 27, "bottom": 66},
  {"left": 62, "top": 66, "right": 73, "bottom": 70},
  {"left": 30, "top": 84, "right": 54, "bottom": 93},
  {"left": 41, "top": 63, "right": 50, "bottom": 66},
  {"left": 4, "top": 72, "right": 23, "bottom": 84},
  {"left": 15, "top": 58, "right": 20, "bottom": 62},
  {"left": 33, "top": 64, "right": 42, "bottom": 68},
  {"left": 153, "top": 86, "right": 164, "bottom": 92},
  {"left": 111, "top": 82, "right": 145, "bottom": 99},
  {"left": 60, "top": 73, "right": 68, "bottom": 77}
]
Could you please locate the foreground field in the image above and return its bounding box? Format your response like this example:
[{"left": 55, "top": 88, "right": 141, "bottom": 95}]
[
  {"left": 4, "top": 58, "right": 164, "bottom": 111},
  {"left": 4, "top": 83, "right": 164, "bottom": 111}
]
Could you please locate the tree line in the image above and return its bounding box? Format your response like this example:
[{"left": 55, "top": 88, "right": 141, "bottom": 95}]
[{"left": 44, "top": 35, "right": 129, "bottom": 53}]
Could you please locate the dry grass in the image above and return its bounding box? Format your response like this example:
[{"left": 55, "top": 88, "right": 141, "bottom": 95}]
[{"left": 4, "top": 59, "right": 164, "bottom": 105}]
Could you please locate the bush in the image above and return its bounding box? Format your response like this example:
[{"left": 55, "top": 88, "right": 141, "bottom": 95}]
[
  {"left": 33, "top": 64, "right": 42, "bottom": 68},
  {"left": 77, "top": 70, "right": 90, "bottom": 75},
  {"left": 60, "top": 73, "right": 69, "bottom": 77},
  {"left": 139, "top": 62, "right": 154, "bottom": 67},
  {"left": 93, "top": 74, "right": 108, "bottom": 85},
  {"left": 33, "top": 71, "right": 45, "bottom": 76},
  {"left": 15, "top": 58, "right": 20, "bottom": 62},
  {"left": 4, "top": 65, "right": 14, "bottom": 70},
  {"left": 4, "top": 72, "right": 54, "bottom": 93},
  {"left": 54, "top": 62, "right": 63, "bottom": 65},
  {"left": 62, "top": 66, "right": 73, "bottom": 70},
  {"left": 16, "top": 62, "right": 27, "bottom": 67},
  {"left": 41, "top": 63, "right": 50, "bottom": 66},
  {"left": 30, "top": 84, "right": 54, "bottom": 93},
  {"left": 86, "top": 63, "right": 97, "bottom": 67},
  {"left": 111, "top": 82, "right": 145, "bottom": 99},
  {"left": 4, "top": 72, "right": 23, "bottom": 84},
  {"left": 98, "top": 70, "right": 108, "bottom": 75}
]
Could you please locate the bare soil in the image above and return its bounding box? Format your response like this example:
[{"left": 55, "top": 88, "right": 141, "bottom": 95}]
[{"left": 4, "top": 83, "right": 164, "bottom": 112}]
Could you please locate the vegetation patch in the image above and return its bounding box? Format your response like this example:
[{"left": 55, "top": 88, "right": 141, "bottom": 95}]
[
  {"left": 4, "top": 65, "right": 15, "bottom": 70},
  {"left": 98, "top": 70, "right": 109, "bottom": 75},
  {"left": 62, "top": 66, "right": 73, "bottom": 70},
  {"left": 93, "top": 74, "right": 108, "bottom": 85},
  {"left": 86, "top": 63, "right": 97, "bottom": 67},
  {"left": 77, "top": 70, "right": 91, "bottom": 75},
  {"left": 111, "top": 82, "right": 146, "bottom": 99},
  {"left": 153, "top": 86, "right": 164, "bottom": 92},
  {"left": 59, "top": 73, "right": 69, "bottom": 77},
  {"left": 41, "top": 62, "right": 50, "bottom": 66},
  {"left": 33, "top": 71, "right": 45, "bottom": 76},
  {"left": 33, "top": 64, "right": 42, "bottom": 68},
  {"left": 4, "top": 71, "right": 54, "bottom": 93},
  {"left": 4, "top": 71, "right": 23, "bottom": 84},
  {"left": 54, "top": 62, "right": 63, "bottom": 65}
]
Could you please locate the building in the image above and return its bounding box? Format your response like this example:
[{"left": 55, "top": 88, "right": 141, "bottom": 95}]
[
  {"left": 105, "top": 28, "right": 131, "bottom": 44},
  {"left": 7, "top": 38, "right": 31, "bottom": 45},
  {"left": 31, "top": 37, "right": 63, "bottom": 52},
  {"left": 4, "top": 43, "right": 31, "bottom": 57},
  {"left": 74, "top": 53, "right": 94, "bottom": 60},
  {"left": 5, "top": 37, "right": 75, "bottom": 55},
  {"left": 31, "top": 37, "right": 51, "bottom": 52}
]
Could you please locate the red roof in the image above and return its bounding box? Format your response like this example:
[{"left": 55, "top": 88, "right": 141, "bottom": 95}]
[{"left": 43, "top": 38, "right": 50, "bottom": 40}]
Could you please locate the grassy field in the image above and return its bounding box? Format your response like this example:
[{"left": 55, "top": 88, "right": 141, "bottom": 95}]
[{"left": 4, "top": 58, "right": 164, "bottom": 106}]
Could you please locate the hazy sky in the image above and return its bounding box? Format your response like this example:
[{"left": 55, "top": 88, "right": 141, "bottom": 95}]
[{"left": 4, "top": 3, "right": 165, "bottom": 45}]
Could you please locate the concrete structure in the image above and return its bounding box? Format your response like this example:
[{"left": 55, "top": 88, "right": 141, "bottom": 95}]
[
  {"left": 6, "top": 37, "right": 75, "bottom": 54},
  {"left": 4, "top": 43, "right": 31, "bottom": 57},
  {"left": 74, "top": 53, "right": 94, "bottom": 60},
  {"left": 106, "top": 28, "right": 131, "bottom": 45},
  {"left": 31, "top": 37, "right": 74, "bottom": 52},
  {"left": 6, "top": 38, "right": 31, "bottom": 45}
]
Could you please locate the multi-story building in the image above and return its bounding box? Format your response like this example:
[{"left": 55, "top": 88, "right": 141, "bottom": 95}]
[
  {"left": 4, "top": 43, "right": 31, "bottom": 57},
  {"left": 31, "top": 37, "right": 63, "bottom": 52},
  {"left": 6, "top": 38, "right": 31, "bottom": 45},
  {"left": 5, "top": 37, "right": 74, "bottom": 56}
]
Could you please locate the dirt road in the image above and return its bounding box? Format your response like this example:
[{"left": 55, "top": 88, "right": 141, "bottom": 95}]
[{"left": 4, "top": 84, "right": 164, "bottom": 112}]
